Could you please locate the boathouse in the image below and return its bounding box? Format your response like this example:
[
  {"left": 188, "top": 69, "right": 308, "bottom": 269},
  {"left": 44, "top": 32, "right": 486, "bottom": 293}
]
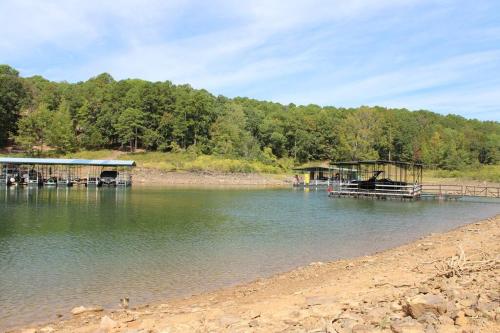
[
  {"left": 328, "top": 160, "right": 423, "bottom": 199},
  {"left": 0, "top": 157, "right": 136, "bottom": 187},
  {"left": 292, "top": 166, "right": 332, "bottom": 187}
]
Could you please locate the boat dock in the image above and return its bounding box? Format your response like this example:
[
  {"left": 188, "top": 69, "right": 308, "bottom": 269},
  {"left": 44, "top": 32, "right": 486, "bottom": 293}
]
[
  {"left": 0, "top": 157, "right": 136, "bottom": 187},
  {"left": 328, "top": 160, "right": 423, "bottom": 200},
  {"left": 325, "top": 160, "right": 499, "bottom": 201}
]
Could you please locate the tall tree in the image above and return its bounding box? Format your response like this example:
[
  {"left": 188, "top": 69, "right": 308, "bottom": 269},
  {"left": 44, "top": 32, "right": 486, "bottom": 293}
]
[
  {"left": 14, "top": 103, "right": 51, "bottom": 154},
  {"left": 0, "top": 65, "right": 27, "bottom": 146},
  {"left": 210, "top": 103, "right": 259, "bottom": 158},
  {"left": 46, "top": 100, "right": 77, "bottom": 152},
  {"left": 115, "top": 108, "right": 145, "bottom": 151}
]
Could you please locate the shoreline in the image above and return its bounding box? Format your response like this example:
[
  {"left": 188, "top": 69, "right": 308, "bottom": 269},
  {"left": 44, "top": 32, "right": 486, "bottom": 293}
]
[
  {"left": 131, "top": 168, "right": 292, "bottom": 186},
  {"left": 11, "top": 214, "right": 500, "bottom": 333}
]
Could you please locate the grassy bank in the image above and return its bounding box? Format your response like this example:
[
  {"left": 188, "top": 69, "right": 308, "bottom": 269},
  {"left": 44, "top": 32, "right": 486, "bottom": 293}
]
[
  {"left": 423, "top": 164, "right": 500, "bottom": 183},
  {"left": 58, "top": 150, "right": 294, "bottom": 174}
]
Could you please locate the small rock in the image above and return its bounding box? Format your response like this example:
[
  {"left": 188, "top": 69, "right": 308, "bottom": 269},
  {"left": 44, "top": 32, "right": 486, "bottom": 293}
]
[
  {"left": 454, "top": 313, "right": 468, "bottom": 327},
  {"left": 463, "top": 308, "right": 476, "bottom": 317},
  {"left": 100, "top": 315, "right": 118, "bottom": 332},
  {"left": 476, "top": 300, "right": 497, "bottom": 314},
  {"left": 391, "top": 302, "right": 403, "bottom": 311},
  {"left": 405, "top": 294, "right": 447, "bottom": 318},
  {"left": 391, "top": 319, "right": 425, "bottom": 333},
  {"left": 248, "top": 319, "right": 259, "bottom": 327},
  {"left": 218, "top": 314, "right": 240, "bottom": 327},
  {"left": 352, "top": 324, "right": 379, "bottom": 333},
  {"left": 302, "top": 316, "right": 326, "bottom": 331},
  {"left": 333, "top": 318, "right": 359, "bottom": 332},
  {"left": 306, "top": 295, "right": 338, "bottom": 307},
  {"left": 418, "top": 286, "right": 432, "bottom": 294},
  {"left": 435, "top": 324, "right": 459, "bottom": 333},
  {"left": 71, "top": 305, "right": 104, "bottom": 315},
  {"left": 445, "top": 301, "right": 457, "bottom": 318},
  {"left": 283, "top": 318, "right": 299, "bottom": 326},
  {"left": 39, "top": 327, "right": 55, "bottom": 333},
  {"left": 437, "top": 315, "right": 454, "bottom": 325},
  {"left": 417, "top": 312, "right": 438, "bottom": 325},
  {"left": 458, "top": 298, "right": 475, "bottom": 308},
  {"left": 310, "top": 261, "right": 325, "bottom": 266},
  {"left": 339, "top": 311, "right": 364, "bottom": 322},
  {"left": 122, "top": 315, "right": 137, "bottom": 323},
  {"left": 20, "top": 329, "right": 37, "bottom": 333},
  {"left": 139, "top": 318, "right": 156, "bottom": 329}
]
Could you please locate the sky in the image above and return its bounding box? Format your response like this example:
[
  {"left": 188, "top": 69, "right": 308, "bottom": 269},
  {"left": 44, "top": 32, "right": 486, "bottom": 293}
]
[{"left": 1, "top": 0, "right": 499, "bottom": 121}]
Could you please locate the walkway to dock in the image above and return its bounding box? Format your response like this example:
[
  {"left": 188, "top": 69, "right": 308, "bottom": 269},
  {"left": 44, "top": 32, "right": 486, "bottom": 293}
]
[
  {"left": 421, "top": 184, "right": 500, "bottom": 199},
  {"left": 328, "top": 183, "right": 499, "bottom": 200}
]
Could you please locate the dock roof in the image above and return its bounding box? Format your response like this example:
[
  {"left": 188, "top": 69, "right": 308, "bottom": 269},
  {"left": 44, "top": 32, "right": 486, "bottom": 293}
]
[
  {"left": 292, "top": 166, "right": 330, "bottom": 172},
  {"left": 0, "top": 157, "right": 136, "bottom": 167},
  {"left": 330, "top": 160, "right": 422, "bottom": 166}
]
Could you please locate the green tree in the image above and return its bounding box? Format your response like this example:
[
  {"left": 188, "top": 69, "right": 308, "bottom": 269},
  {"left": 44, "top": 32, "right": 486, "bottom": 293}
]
[
  {"left": 341, "top": 108, "right": 380, "bottom": 160},
  {"left": 0, "top": 65, "right": 27, "bottom": 146},
  {"left": 46, "top": 100, "right": 77, "bottom": 152},
  {"left": 14, "top": 103, "right": 51, "bottom": 154},
  {"left": 210, "top": 103, "right": 259, "bottom": 158},
  {"left": 115, "top": 108, "right": 145, "bottom": 151}
]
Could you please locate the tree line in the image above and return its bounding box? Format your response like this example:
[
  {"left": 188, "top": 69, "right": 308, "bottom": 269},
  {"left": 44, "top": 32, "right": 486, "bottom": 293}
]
[{"left": 0, "top": 64, "right": 498, "bottom": 170}]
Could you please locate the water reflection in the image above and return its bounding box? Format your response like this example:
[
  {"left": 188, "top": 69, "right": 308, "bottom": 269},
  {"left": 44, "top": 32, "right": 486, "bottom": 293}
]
[{"left": 1, "top": 185, "right": 130, "bottom": 206}]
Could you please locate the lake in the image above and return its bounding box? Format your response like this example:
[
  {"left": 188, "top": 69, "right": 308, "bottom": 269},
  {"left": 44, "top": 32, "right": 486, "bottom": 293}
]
[{"left": 0, "top": 186, "right": 499, "bottom": 330}]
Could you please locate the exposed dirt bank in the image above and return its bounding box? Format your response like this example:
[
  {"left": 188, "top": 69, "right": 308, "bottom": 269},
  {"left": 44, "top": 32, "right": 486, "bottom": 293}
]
[
  {"left": 13, "top": 215, "right": 499, "bottom": 333},
  {"left": 131, "top": 168, "right": 292, "bottom": 186}
]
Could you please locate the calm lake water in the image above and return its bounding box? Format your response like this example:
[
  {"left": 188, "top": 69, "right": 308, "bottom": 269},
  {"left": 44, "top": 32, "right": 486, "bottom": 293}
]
[{"left": 0, "top": 186, "right": 499, "bottom": 330}]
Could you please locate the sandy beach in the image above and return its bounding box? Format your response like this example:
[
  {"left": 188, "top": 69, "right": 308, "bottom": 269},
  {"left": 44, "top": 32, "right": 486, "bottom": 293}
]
[{"left": 12, "top": 214, "right": 499, "bottom": 333}]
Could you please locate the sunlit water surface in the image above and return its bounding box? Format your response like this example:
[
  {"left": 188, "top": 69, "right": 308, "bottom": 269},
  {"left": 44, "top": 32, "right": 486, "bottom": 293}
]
[{"left": 0, "top": 186, "right": 499, "bottom": 330}]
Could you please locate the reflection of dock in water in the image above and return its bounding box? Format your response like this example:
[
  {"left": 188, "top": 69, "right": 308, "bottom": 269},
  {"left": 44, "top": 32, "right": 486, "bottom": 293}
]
[{"left": 1, "top": 186, "right": 130, "bottom": 207}]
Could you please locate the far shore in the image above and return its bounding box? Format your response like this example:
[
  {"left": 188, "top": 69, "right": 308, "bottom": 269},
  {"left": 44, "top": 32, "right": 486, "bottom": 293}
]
[{"left": 12, "top": 214, "right": 500, "bottom": 333}]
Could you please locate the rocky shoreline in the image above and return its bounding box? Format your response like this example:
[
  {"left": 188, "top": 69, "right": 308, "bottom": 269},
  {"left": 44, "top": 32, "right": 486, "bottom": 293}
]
[{"left": 12, "top": 215, "right": 500, "bottom": 333}]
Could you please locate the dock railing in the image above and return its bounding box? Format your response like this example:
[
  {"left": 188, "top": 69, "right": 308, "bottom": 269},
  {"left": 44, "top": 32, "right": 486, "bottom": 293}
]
[
  {"left": 331, "top": 183, "right": 422, "bottom": 198},
  {"left": 421, "top": 184, "right": 500, "bottom": 198}
]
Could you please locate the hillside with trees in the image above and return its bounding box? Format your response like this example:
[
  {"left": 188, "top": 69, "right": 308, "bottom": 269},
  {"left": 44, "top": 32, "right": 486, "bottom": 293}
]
[{"left": 0, "top": 65, "right": 498, "bottom": 171}]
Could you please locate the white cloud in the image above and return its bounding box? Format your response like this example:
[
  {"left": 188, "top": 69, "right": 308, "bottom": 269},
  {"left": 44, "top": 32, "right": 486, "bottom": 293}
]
[
  {"left": 0, "top": 0, "right": 498, "bottom": 120},
  {"left": 0, "top": 0, "right": 185, "bottom": 54}
]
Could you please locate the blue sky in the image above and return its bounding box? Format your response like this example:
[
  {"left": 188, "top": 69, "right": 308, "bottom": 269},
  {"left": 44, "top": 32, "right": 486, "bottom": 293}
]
[{"left": 1, "top": 0, "right": 499, "bottom": 120}]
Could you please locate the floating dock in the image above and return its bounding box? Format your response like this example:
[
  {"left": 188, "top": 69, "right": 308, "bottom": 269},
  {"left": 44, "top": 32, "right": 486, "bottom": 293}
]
[
  {"left": 328, "top": 160, "right": 423, "bottom": 200},
  {"left": 0, "top": 157, "right": 136, "bottom": 187}
]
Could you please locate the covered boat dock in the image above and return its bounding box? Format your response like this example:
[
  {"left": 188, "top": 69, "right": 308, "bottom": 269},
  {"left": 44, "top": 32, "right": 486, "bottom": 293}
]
[
  {"left": 328, "top": 160, "right": 423, "bottom": 199},
  {"left": 292, "top": 166, "right": 332, "bottom": 187},
  {"left": 0, "top": 157, "right": 136, "bottom": 187}
]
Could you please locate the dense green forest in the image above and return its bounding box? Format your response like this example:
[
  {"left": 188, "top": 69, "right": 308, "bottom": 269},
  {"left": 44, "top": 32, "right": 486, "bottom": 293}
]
[{"left": 0, "top": 64, "right": 498, "bottom": 170}]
